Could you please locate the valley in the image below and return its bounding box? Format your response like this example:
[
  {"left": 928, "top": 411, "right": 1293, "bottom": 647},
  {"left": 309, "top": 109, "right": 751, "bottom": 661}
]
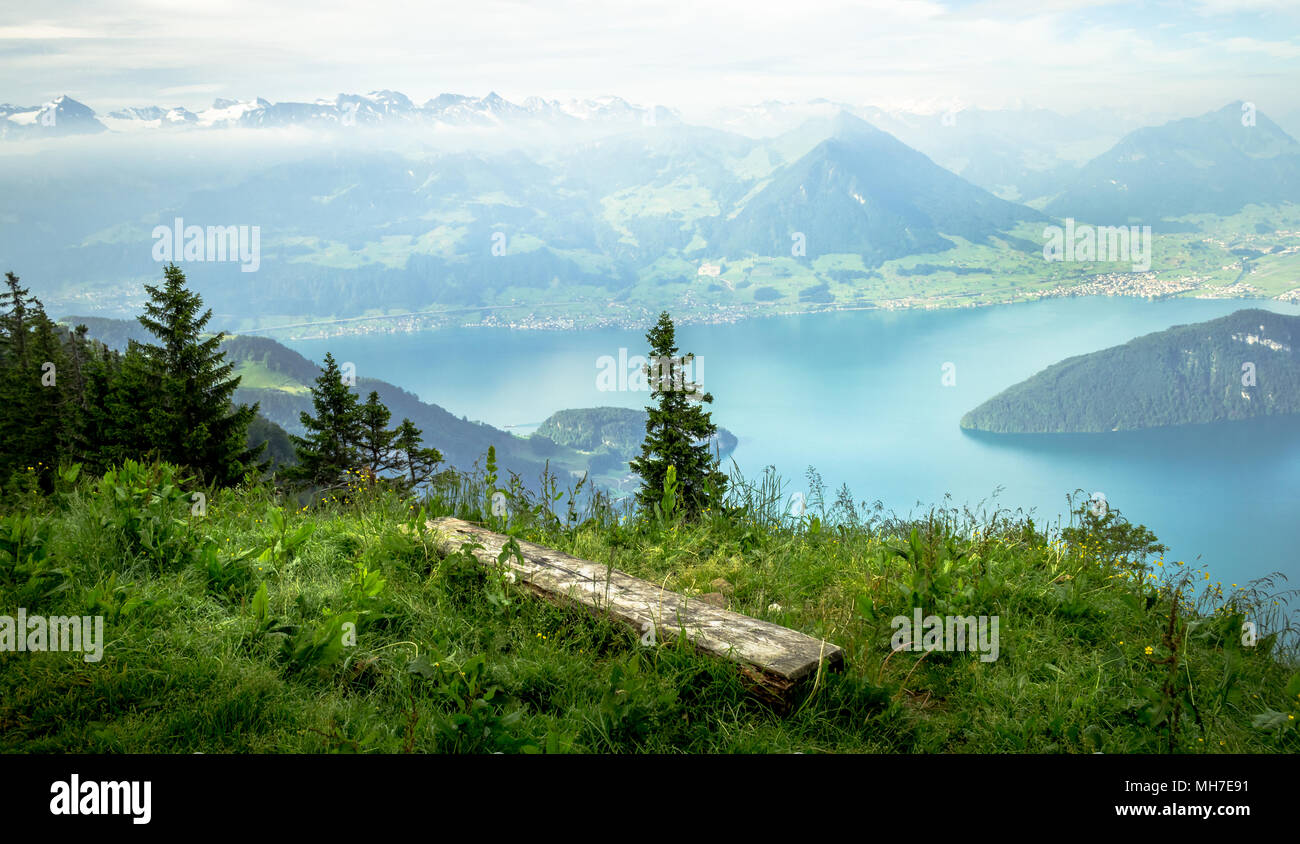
[{"left": 7, "top": 97, "right": 1300, "bottom": 340}]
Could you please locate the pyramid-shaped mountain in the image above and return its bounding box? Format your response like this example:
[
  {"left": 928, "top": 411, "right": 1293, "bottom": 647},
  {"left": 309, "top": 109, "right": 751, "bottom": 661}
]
[{"left": 713, "top": 113, "right": 1044, "bottom": 264}]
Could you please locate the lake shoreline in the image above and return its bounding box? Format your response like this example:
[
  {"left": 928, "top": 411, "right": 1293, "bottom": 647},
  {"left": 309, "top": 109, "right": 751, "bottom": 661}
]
[{"left": 229, "top": 287, "right": 1299, "bottom": 342}]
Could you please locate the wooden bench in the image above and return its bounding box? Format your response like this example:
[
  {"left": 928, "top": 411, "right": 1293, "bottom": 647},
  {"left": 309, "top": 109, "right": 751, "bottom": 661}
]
[{"left": 426, "top": 517, "right": 844, "bottom": 708}]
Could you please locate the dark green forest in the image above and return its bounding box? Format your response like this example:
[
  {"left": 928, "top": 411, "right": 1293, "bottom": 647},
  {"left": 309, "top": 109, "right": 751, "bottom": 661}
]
[
  {"left": 535, "top": 406, "right": 736, "bottom": 462},
  {"left": 962, "top": 309, "right": 1300, "bottom": 433}
]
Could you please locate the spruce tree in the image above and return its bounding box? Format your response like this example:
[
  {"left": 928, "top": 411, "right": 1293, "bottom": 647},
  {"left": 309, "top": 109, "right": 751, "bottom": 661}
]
[
  {"left": 70, "top": 344, "right": 128, "bottom": 474},
  {"left": 356, "top": 390, "right": 397, "bottom": 479},
  {"left": 629, "top": 311, "right": 727, "bottom": 518},
  {"left": 26, "top": 311, "right": 67, "bottom": 482},
  {"left": 0, "top": 275, "right": 69, "bottom": 487},
  {"left": 0, "top": 273, "right": 36, "bottom": 482},
  {"left": 109, "top": 343, "right": 162, "bottom": 463},
  {"left": 65, "top": 324, "right": 91, "bottom": 405},
  {"left": 286, "top": 352, "right": 362, "bottom": 490},
  {"left": 392, "top": 418, "right": 443, "bottom": 491},
  {"left": 133, "top": 264, "right": 261, "bottom": 485},
  {"left": 0, "top": 272, "right": 32, "bottom": 364},
  {"left": 56, "top": 324, "right": 93, "bottom": 458}
]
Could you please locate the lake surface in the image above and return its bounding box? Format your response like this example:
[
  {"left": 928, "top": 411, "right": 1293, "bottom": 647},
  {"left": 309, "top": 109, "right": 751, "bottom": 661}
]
[{"left": 288, "top": 296, "right": 1300, "bottom": 596}]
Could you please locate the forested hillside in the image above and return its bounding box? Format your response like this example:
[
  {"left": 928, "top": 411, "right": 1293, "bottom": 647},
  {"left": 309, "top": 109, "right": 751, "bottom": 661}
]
[
  {"left": 962, "top": 309, "right": 1300, "bottom": 433},
  {"left": 534, "top": 407, "right": 736, "bottom": 462}
]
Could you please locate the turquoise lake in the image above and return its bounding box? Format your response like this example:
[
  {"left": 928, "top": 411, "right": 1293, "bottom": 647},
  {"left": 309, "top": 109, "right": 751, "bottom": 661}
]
[{"left": 287, "top": 296, "right": 1300, "bottom": 597}]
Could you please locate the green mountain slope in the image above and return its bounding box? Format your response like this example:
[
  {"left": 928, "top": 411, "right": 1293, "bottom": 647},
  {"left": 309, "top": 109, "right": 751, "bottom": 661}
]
[
  {"left": 1046, "top": 102, "right": 1300, "bottom": 224},
  {"left": 714, "top": 113, "right": 1045, "bottom": 264},
  {"left": 961, "top": 309, "right": 1300, "bottom": 433}
]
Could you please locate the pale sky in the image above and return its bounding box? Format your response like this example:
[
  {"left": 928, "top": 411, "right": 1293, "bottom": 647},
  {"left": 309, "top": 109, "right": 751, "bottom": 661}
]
[{"left": 1, "top": 0, "right": 1297, "bottom": 119}]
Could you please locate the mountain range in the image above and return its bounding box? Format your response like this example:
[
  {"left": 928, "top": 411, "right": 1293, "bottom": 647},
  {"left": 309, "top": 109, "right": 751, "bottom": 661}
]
[
  {"left": 0, "top": 91, "right": 674, "bottom": 139},
  {"left": 5, "top": 95, "right": 1300, "bottom": 327}
]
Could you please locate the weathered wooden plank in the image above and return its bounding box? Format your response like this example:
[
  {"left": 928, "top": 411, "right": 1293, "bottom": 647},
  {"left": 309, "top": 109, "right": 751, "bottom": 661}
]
[{"left": 426, "top": 517, "right": 843, "bottom": 706}]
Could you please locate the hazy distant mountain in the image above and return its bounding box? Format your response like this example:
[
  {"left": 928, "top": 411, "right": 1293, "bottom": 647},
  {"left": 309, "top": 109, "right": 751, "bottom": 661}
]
[
  {"left": 0, "top": 96, "right": 106, "bottom": 138},
  {"left": 0, "top": 91, "right": 1210, "bottom": 219},
  {"left": 11, "top": 95, "right": 1280, "bottom": 326},
  {"left": 1045, "top": 102, "right": 1300, "bottom": 224},
  {"left": 6, "top": 90, "right": 1129, "bottom": 212},
  {"left": 710, "top": 100, "right": 1137, "bottom": 204},
  {"left": 60, "top": 316, "right": 153, "bottom": 349},
  {"left": 72, "top": 90, "right": 676, "bottom": 135},
  {"left": 715, "top": 113, "right": 1045, "bottom": 264},
  {"left": 961, "top": 309, "right": 1300, "bottom": 433},
  {"left": 106, "top": 105, "right": 199, "bottom": 126},
  {"left": 1276, "top": 108, "right": 1300, "bottom": 147}
]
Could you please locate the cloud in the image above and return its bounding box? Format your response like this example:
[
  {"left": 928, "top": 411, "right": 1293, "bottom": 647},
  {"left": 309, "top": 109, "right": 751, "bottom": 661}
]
[
  {"left": 1222, "top": 36, "right": 1300, "bottom": 59},
  {"left": 0, "top": 23, "right": 100, "bottom": 39},
  {"left": 0, "top": 0, "right": 1296, "bottom": 117}
]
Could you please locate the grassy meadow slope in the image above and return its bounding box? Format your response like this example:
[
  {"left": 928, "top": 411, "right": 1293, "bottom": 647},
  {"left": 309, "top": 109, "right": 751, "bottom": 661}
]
[{"left": 1, "top": 460, "right": 1296, "bottom": 753}]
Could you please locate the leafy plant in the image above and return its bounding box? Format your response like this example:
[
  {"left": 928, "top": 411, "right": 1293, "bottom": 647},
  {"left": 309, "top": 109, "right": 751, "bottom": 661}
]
[
  {"left": 1062, "top": 490, "right": 1167, "bottom": 572},
  {"left": 589, "top": 655, "right": 678, "bottom": 751},
  {"left": 1135, "top": 590, "right": 1201, "bottom": 753},
  {"left": 83, "top": 571, "right": 144, "bottom": 625},
  {"left": 282, "top": 610, "right": 359, "bottom": 673},
  {"left": 409, "top": 652, "right": 535, "bottom": 753},
  {"left": 434, "top": 541, "right": 489, "bottom": 608},
  {"left": 347, "top": 561, "right": 387, "bottom": 611},
  {"left": 256, "top": 505, "right": 315, "bottom": 571},
  {"left": 250, "top": 580, "right": 271, "bottom": 627},
  {"left": 0, "top": 512, "right": 68, "bottom": 604},
  {"left": 658, "top": 464, "right": 678, "bottom": 525},
  {"left": 1252, "top": 671, "right": 1300, "bottom": 744},
  {"left": 196, "top": 539, "right": 259, "bottom": 601},
  {"left": 886, "top": 523, "right": 973, "bottom": 614},
  {"left": 91, "top": 460, "right": 196, "bottom": 570}
]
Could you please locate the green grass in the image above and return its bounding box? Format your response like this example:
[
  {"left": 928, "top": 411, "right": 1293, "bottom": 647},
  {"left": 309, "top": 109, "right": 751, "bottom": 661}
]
[
  {"left": 232, "top": 360, "right": 311, "bottom": 394},
  {"left": 1243, "top": 250, "right": 1300, "bottom": 296},
  {"left": 600, "top": 175, "right": 722, "bottom": 245},
  {"left": 1, "top": 460, "right": 1297, "bottom": 754}
]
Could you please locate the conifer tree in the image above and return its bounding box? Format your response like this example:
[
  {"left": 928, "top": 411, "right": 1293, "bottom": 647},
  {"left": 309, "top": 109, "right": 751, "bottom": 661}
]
[
  {"left": 69, "top": 344, "right": 128, "bottom": 474},
  {"left": 0, "top": 271, "right": 32, "bottom": 363},
  {"left": 356, "top": 390, "right": 398, "bottom": 479},
  {"left": 26, "top": 311, "right": 67, "bottom": 480},
  {"left": 65, "top": 324, "right": 91, "bottom": 406},
  {"left": 108, "top": 343, "right": 162, "bottom": 462},
  {"left": 0, "top": 274, "right": 70, "bottom": 486},
  {"left": 629, "top": 311, "right": 727, "bottom": 518},
  {"left": 55, "top": 324, "right": 93, "bottom": 457},
  {"left": 132, "top": 264, "right": 261, "bottom": 485},
  {"left": 392, "top": 418, "right": 443, "bottom": 491},
  {"left": 0, "top": 273, "right": 36, "bottom": 482},
  {"left": 286, "top": 352, "right": 362, "bottom": 490}
]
